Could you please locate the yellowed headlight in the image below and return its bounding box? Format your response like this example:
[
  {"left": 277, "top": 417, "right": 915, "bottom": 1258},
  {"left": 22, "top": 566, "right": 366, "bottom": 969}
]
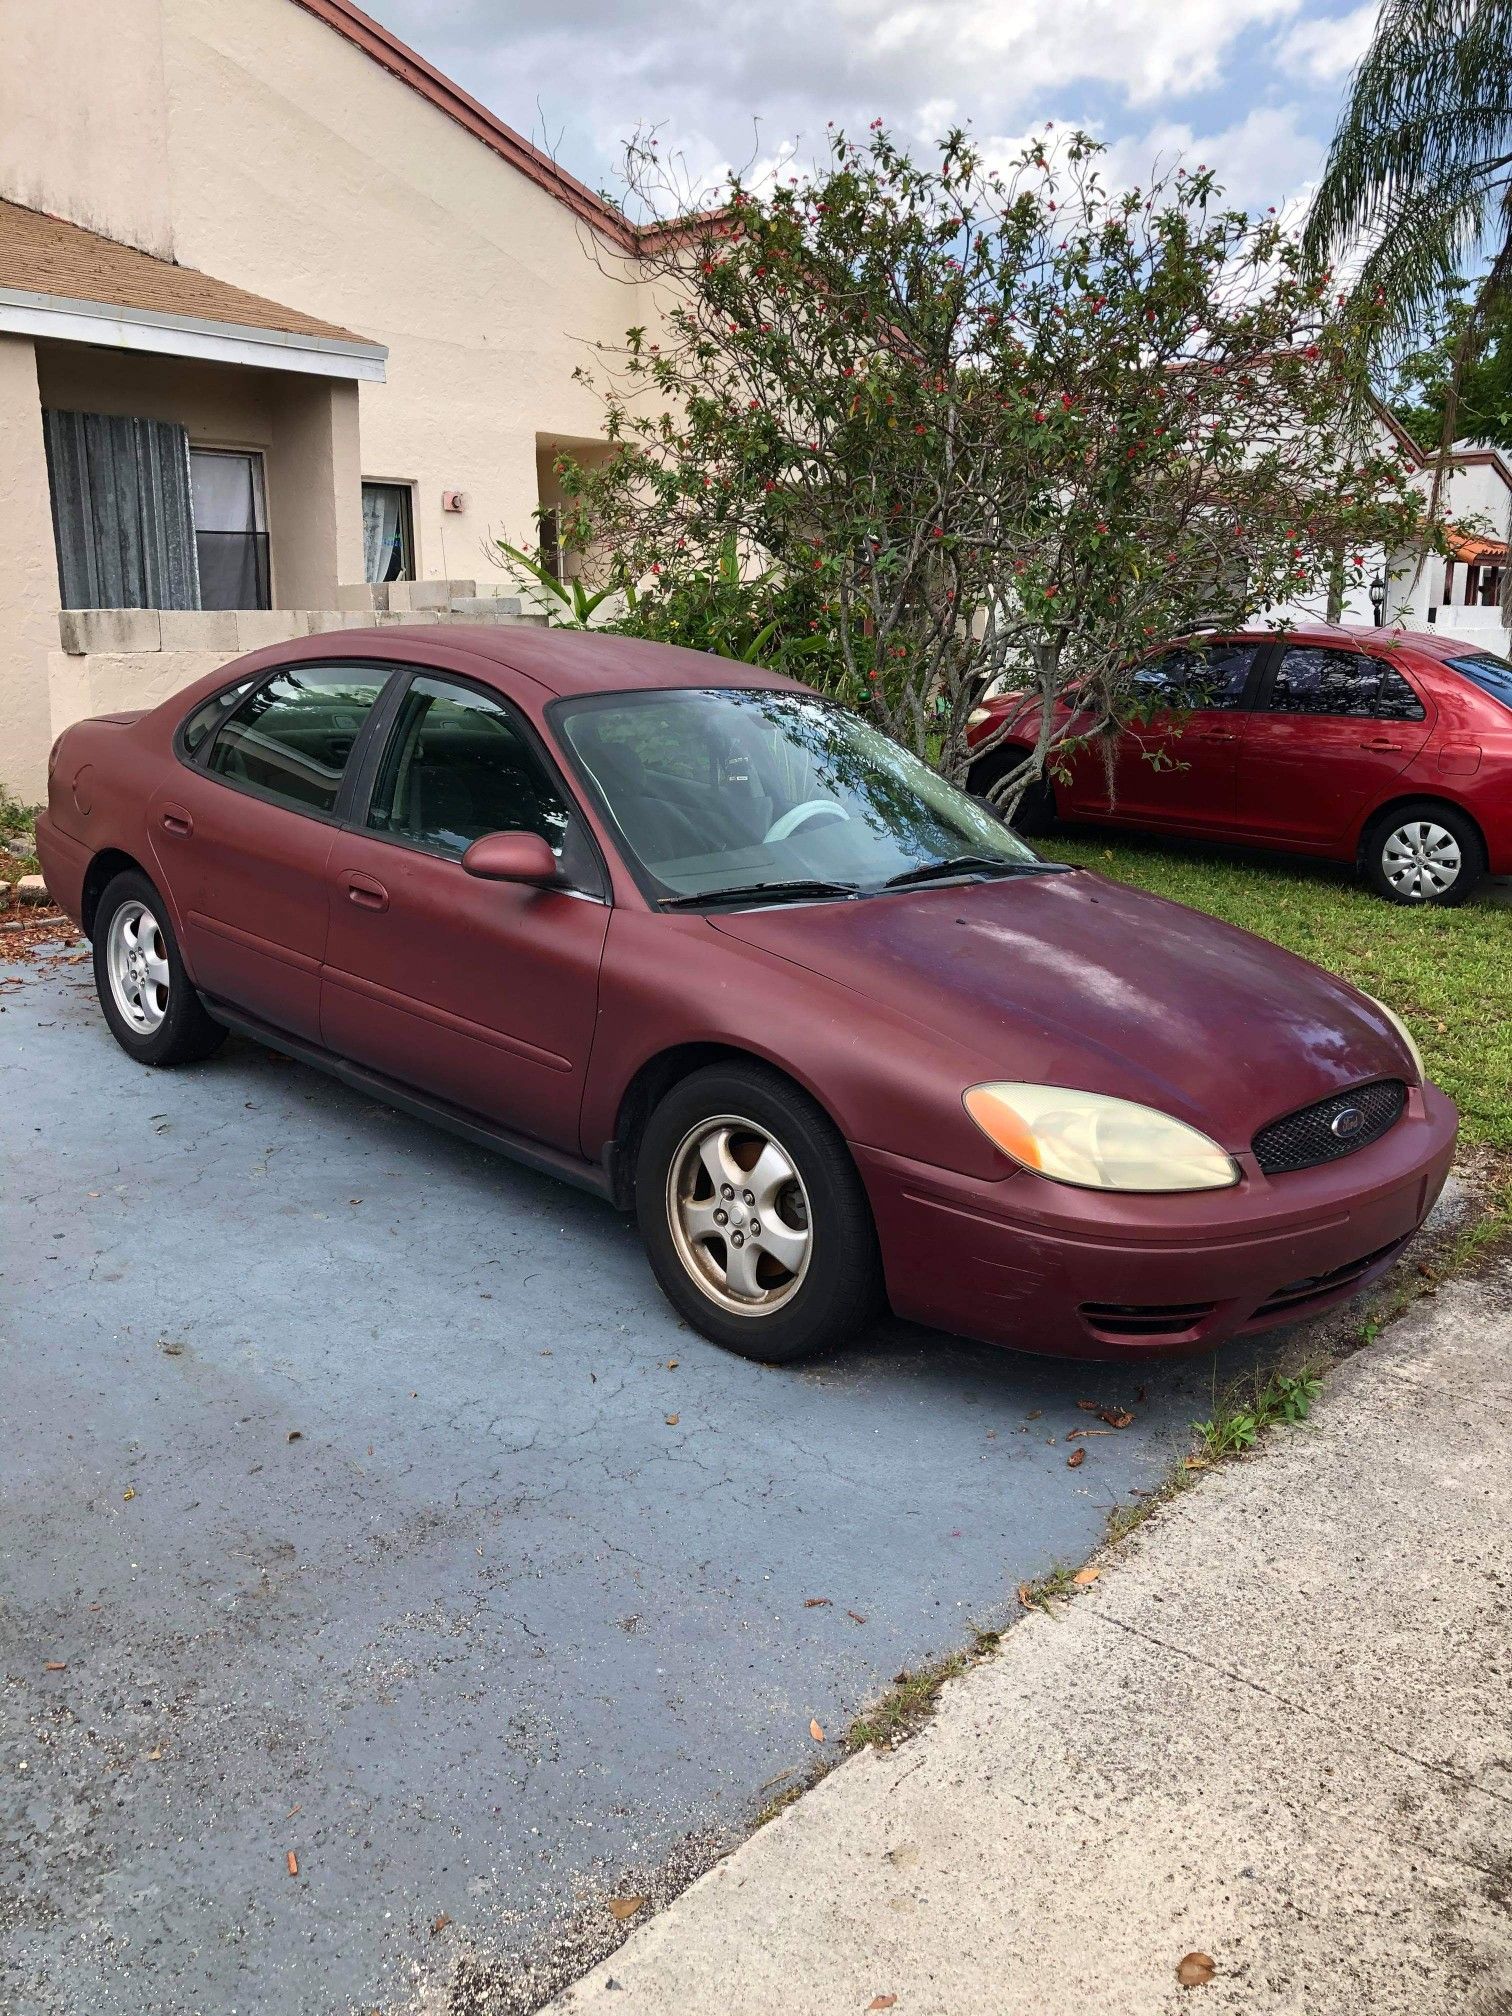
[
  {"left": 964, "top": 1082, "right": 1240, "bottom": 1192},
  {"left": 1362, "top": 993, "right": 1424, "bottom": 1084}
]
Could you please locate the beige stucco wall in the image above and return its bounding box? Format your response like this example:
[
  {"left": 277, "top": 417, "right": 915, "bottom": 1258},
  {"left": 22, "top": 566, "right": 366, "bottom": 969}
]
[
  {"left": 0, "top": 0, "right": 174, "bottom": 257},
  {"left": 0, "top": 0, "right": 659, "bottom": 794},
  {"left": 0, "top": 335, "right": 66, "bottom": 800}
]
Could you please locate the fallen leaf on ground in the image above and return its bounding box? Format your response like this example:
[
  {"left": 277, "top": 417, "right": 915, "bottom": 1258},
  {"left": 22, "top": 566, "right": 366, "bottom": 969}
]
[
  {"left": 1176, "top": 1951, "right": 1215, "bottom": 1987},
  {"left": 144, "top": 1747, "right": 162, "bottom": 1760},
  {"left": 286, "top": 1430, "right": 302, "bottom": 1443},
  {"left": 809, "top": 1718, "right": 825, "bottom": 1742},
  {"left": 122, "top": 1488, "right": 135, "bottom": 1501},
  {"left": 847, "top": 1610, "right": 867, "bottom": 1624},
  {"left": 607, "top": 1896, "right": 645, "bottom": 1921},
  {"left": 43, "top": 1660, "right": 66, "bottom": 1672},
  {"left": 431, "top": 1913, "right": 452, "bottom": 1937},
  {"left": 1066, "top": 1448, "right": 1086, "bottom": 1468},
  {"left": 664, "top": 1414, "right": 679, "bottom": 1426},
  {"left": 1099, "top": 1408, "right": 1134, "bottom": 1429},
  {"left": 1017, "top": 1583, "right": 1034, "bottom": 1607},
  {"left": 1076, "top": 1398, "right": 1100, "bottom": 1412},
  {"left": 868, "top": 1998, "right": 898, "bottom": 2011},
  {"left": 286, "top": 1851, "right": 299, "bottom": 1878},
  {"left": 1072, "top": 1567, "right": 1101, "bottom": 1586},
  {"left": 1184, "top": 1457, "right": 1210, "bottom": 1472},
  {"left": 803, "top": 1597, "right": 831, "bottom": 1608},
  {"left": 666, "top": 1359, "right": 679, "bottom": 1369},
  {"left": 1024, "top": 1408, "right": 1042, "bottom": 1420}
]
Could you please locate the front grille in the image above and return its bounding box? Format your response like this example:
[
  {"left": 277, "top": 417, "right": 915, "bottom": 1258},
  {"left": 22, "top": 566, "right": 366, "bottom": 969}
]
[{"left": 1252, "top": 1079, "right": 1406, "bottom": 1175}]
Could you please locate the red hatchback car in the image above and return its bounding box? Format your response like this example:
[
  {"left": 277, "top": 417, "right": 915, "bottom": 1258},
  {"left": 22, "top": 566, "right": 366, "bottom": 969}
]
[
  {"left": 966, "top": 625, "right": 1512, "bottom": 905},
  {"left": 37, "top": 627, "right": 1456, "bottom": 1364}
]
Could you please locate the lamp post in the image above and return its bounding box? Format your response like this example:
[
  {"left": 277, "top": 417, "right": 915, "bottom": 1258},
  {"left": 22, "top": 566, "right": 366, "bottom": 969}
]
[{"left": 1369, "top": 570, "right": 1386, "bottom": 628}]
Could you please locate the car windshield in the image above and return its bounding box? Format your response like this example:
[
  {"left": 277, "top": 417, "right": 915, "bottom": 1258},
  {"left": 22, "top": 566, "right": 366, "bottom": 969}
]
[
  {"left": 555, "top": 687, "right": 1042, "bottom": 904},
  {"left": 1443, "top": 651, "right": 1512, "bottom": 713}
]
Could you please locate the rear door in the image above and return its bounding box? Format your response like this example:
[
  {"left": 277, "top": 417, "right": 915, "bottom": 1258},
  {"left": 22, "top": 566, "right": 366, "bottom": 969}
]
[
  {"left": 1233, "top": 644, "right": 1434, "bottom": 848},
  {"left": 1091, "top": 641, "right": 1261, "bottom": 827},
  {"left": 151, "top": 662, "right": 394, "bottom": 1040},
  {"left": 320, "top": 671, "right": 610, "bottom": 1150}
]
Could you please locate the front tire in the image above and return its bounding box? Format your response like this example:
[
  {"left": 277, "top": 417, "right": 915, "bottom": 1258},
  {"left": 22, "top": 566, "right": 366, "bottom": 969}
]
[
  {"left": 1363, "top": 802, "right": 1485, "bottom": 907},
  {"left": 966, "top": 749, "right": 1057, "bottom": 837},
  {"left": 93, "top": 870, "right": 227, "bottom": 1066},
  {"left": 635, "top": 1062, "right": 881, "bottom": 1363}
]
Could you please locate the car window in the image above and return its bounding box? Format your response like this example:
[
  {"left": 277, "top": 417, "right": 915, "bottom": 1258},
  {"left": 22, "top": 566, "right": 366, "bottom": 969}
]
[
  {"left": 1266, "top": 647, "right": 1425, "bottom": 721},
  {"left": 206, "top": 666, "right": 389, "bottom": 813},
  {"left": 181, "top": 676, "right": 256, "bottom": 756},
  {"left": 1131, "top": 642, "right": 1257, "bottom": 711},
  {"left": 367, "top": 675, "right": 580, "bottom": 865},
  {"left": 1443, "top": 651, "right": 1512, "bottom": 713},
  {"left": 556, "top": 686, "right": 1038, "bottom": 902}
]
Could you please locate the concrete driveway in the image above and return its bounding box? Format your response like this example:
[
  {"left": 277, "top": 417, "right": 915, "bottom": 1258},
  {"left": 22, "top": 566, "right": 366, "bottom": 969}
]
[{"left": 0, "top": 947, "right": 1417, "bottom": 2014}]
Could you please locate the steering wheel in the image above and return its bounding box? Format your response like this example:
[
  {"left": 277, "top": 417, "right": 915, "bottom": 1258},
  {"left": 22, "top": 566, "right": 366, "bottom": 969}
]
[{"left": 762, "top": 799, "right": 850, "bottom": 845}]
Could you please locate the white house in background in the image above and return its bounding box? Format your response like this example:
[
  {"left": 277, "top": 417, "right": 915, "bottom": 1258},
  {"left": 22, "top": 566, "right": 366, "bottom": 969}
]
[
  {"left": 0, "top": 0, "right": 666, "bottom": 798},
  {"left": 1290, "top": 405, "right": 1512, "bottom": 649}
]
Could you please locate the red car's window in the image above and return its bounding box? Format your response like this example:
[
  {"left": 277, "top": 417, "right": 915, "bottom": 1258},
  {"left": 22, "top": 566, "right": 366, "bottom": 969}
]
[
  {"left": 1266, "top": 647, "right": 1424, "bottom": 722},
  {"left": 367, "top": 676, "right": 571, "bottom": 859},
  {"left": 1131, "top": 643, "right": 1258, "bottom": 711},
  {"left": 206, "top": 666, "right": 389, "bottom": 814}
]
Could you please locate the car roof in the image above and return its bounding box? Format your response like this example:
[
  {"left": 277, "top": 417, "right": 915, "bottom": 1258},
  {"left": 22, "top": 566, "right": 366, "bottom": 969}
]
[
  {"left": 378, "top": 624, "right": 811, "bottom": 698},
  {"left": 1209, "top": 622, "right": 1487, "bottom": 661}
]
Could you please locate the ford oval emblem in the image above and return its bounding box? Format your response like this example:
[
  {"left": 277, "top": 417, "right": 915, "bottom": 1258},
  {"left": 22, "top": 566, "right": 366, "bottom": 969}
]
[{"left": 1330, "top": 1107, "right": 1365, "bottom": 1140}]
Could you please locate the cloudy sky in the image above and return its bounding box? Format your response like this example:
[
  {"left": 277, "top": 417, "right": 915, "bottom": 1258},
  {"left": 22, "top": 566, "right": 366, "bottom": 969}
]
[{"left": 361, "top": 0, "right": 1379, "bottom": 219}]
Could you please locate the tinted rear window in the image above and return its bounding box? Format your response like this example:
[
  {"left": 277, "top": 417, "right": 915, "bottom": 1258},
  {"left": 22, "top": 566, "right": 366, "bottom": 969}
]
[{"left": 1443, "top": 652, "right": 1512, "bottom": 712}]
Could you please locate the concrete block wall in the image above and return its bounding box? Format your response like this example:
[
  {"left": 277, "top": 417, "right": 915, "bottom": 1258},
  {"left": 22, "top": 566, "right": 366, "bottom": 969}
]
[{"left": 45, "top": 596, "right": 549, "bottom": 761}]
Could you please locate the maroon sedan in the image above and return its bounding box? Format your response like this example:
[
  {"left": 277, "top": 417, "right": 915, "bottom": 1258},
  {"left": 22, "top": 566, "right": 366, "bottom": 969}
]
[
  {"left": 37, "top": 628, "right": 1456, "bottom": 1363},
  {"left": 966, "top": 624, "right": 1512, "bottom": 905}
]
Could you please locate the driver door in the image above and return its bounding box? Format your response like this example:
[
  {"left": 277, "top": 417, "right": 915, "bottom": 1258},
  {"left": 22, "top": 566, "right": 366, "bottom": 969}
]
[
  {"left": 320, "top": 671, "right": 610, "bottom": 1150},
  {"left": 1102, "top": 641, "right": 1261, "bottom": 828}
]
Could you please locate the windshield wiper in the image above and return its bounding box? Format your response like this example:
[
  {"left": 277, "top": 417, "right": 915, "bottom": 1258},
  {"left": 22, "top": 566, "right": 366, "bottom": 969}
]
[
  {"left": 881, "top": 855, "right": 1071, "bottom": 890},
  {"left": 660, "top": 878, "right": 862, "bottom": 910}
]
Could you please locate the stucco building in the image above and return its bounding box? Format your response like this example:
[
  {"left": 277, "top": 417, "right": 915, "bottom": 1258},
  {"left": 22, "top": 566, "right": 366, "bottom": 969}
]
[{"left": 0, "top": 0, "right": 660, "bottom": 797}]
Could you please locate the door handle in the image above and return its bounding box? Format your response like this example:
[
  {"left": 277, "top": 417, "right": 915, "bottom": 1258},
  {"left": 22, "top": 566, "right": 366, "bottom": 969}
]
[
  {"left": 342, "top": 871, "right": 389, "bottom": 913},
  {"left": 160, "top": 807, "right": 193, "bottom": 838},
  {"left": 1360, "top": 738, "right": 1405, "bottom": 752}
]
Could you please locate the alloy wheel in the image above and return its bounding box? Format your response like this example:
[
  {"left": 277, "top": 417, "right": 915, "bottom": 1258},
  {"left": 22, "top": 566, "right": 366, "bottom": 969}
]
[
  {"left": 106, "top": 900, "right": 171, "bottom": 1033},
  {"left": 666, "top": 1113, "right": 812, "bottom": 1315},
  {"left": 1380, "top": 820, "right": 1461, "bottom": 901}
]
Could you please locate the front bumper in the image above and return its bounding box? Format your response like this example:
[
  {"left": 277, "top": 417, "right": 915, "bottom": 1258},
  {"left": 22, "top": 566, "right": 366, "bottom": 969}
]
[{"left": 854, "top": 1082, "right": 1458, "bottom": 1360}]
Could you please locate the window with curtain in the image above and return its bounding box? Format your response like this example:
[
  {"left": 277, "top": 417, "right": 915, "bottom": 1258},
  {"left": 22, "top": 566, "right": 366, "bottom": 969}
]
[
  {"left": 189, "top": 449, "right": 270, "bottom": 610},
  {"left": 362, "top": 482, "right": 414, "bottom": 583},
  {"left": 43, "top": 409, "right": 201, "bottom": 610}
]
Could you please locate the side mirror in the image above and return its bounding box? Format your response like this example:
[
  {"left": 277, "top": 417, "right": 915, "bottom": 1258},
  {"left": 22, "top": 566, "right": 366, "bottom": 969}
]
[{"left": 461, "top": 830, "right": 559, "bottom": 886}]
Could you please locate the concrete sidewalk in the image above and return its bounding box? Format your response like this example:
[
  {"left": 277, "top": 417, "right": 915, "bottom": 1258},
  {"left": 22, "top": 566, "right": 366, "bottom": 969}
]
[{"left": 552, "top": 1260, "right": 1512, "bottom": 2016}]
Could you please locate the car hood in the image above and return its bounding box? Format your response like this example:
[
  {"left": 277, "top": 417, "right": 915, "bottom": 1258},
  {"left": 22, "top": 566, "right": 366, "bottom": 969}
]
[{"left": 708, "top": 870, "right": 1414, "bottom": 1150}]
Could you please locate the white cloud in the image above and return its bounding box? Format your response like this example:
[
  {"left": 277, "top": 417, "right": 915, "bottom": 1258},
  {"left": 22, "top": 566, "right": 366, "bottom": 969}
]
[
  {"left": 356, "top": 0, "right": 1369, "bottom": 255},
  {"left": 1100, "top": 103, "right": 1330, "bottom": 215},
  {"left": 1278, "top": 3, "right": 1378, "bottom": 84}
]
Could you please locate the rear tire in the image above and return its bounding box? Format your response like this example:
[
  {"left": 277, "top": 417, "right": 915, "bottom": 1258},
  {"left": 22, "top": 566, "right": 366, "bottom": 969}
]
[
  {"left": 967, "top": 748, "right": 1057, "bottom": 837},
  {"left": 1362, "top": 802, "right": 1484, "bottom": 907},
  {"left": 93, "top": 869, "right": 227, "bottom": 1067},
  {"left": 635, "top": 1062, "right": 882, "bottom": 1363}
]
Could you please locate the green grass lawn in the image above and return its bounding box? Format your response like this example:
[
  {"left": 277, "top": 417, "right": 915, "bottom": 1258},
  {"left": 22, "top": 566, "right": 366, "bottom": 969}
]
[{"left": 1049, "top": 829, "right": 1512, "bottom": 1162}]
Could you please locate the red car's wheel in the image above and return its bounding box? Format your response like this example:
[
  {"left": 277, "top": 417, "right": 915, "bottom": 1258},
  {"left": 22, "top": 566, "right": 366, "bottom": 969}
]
[
  {"left": 92, "top": 870, "right": 227, "bottom": 1067},
  {"left": 1363, "top": 802, "right": 1485, "bottom": 908},
  {"left": 635, "top": 1062, "right": 881, "bottom": 1363}
]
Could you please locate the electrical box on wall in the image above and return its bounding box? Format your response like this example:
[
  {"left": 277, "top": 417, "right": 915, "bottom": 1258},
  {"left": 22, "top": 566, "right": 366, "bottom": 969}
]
[{"left": 441, "top": 490, "right": 468, "bottom": 513}]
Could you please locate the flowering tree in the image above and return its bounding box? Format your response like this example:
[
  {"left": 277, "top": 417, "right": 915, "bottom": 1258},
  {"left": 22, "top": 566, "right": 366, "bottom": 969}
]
[{"left": 556, "top": 125, "right": 1433, "bottom": 809}]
